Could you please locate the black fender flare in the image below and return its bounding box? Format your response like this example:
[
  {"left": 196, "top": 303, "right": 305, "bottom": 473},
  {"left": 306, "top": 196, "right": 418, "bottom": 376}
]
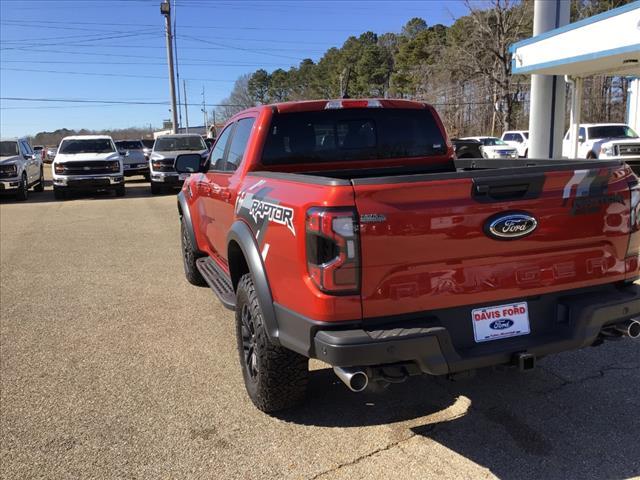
[
  {"left": 227, "top": 221, "right": 280, "bottom": 345},
  {"left": 177, "top": 191, "right": 199, "bottom": 252}
]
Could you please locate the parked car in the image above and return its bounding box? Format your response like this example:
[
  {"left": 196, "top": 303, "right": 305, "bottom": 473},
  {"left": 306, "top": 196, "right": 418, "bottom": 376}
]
[
  {"left": 52, "top": 135, "right": 124, "bottom": 199},
  {"left": 451, "top": 138, "right": 482, "bottom": 159},
  {"left": 149, "top": 134, "right": 207, "bottom": 194},
  {"left": 0, "top": 138, "right": 45, "bottom": 200},
  {"left": 461, "top": 136, "right": 518, "bottom": 159},
  {"left": 141, "top": 138, "right": 154, "bottom": 160},
  {"left": 33, "top": 145, "right": 46, "bottom": 161},
  {"left": 501, "top": 130, "right": 529, "bottom": 157},
  {"left": 45, "top": 146, "right": 57, "bottom": 162},
  {"left": 174, "top": 98, "right": 640, "bottom": 413},
  {"left": 562, "top": 123, "right": 640, "bottom": 174},
  {"left": 115, "top": 140, "right": 149, "bottom": 179}
]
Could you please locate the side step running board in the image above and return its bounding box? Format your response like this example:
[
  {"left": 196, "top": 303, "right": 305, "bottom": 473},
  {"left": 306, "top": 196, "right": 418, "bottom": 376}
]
[{"left": 195, "top": 257, "right": 236, "bottom": 310}]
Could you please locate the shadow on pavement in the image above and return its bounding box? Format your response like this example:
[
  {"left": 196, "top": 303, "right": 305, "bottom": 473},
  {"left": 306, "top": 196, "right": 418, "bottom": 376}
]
[
  {"left": 0, "top": 182, "right": 178, "bottom": 205},
  {"left": 279, "top": 352, "right": 639, "bottom": 479}
]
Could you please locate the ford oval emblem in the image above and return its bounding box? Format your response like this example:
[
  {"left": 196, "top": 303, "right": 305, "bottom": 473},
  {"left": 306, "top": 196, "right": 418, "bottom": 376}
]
[
  {"left": 490, "top": 319, "right": 514, "bottom": 330},
  {"left": 486, "top": 213, "right": 537, "bottom": 240}
]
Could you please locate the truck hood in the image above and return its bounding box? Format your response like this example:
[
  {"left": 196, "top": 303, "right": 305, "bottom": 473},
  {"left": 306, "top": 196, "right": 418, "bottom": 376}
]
[
  {"left": 54, "top": 152, "right": 121, "bottom": 162},
  {"left": 151, "top": 149, "right": 207, "bottom": 159},
  {"left": 122, "top": 150, "right": 146, "bottom": 164},
  {"left": 481, "top": 145, "right": 517, "bottom": 153},
  {"left": 0, "top": 156, "right": 20, "bottom": 164},
  {"left": 591, "top": 137, "right": 640, "bottom": 151}
]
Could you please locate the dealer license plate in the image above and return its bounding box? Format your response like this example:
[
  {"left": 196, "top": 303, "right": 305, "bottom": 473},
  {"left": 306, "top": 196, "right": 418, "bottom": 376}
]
[{"left": 471, "top": 302, "right": 530, "bottom": 343}]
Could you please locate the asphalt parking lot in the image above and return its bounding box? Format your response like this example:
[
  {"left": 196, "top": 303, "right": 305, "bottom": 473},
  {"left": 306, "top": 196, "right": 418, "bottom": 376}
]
[{"left": 1, "top": 172, "right": 639, "bottom": 479}]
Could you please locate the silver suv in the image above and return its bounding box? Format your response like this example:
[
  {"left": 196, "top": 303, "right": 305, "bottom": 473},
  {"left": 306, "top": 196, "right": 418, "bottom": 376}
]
[{"left": 0, "top": 138, "right": 45, "bottom": 201}]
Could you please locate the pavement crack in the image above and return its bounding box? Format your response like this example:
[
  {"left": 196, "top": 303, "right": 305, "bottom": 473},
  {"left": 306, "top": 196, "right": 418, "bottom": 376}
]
[
  {"left": 308, "top": 429, "right": 427, "bottom": 480},
  {"left": 536, "top": 363, "right": 638, "bottom": 394}
]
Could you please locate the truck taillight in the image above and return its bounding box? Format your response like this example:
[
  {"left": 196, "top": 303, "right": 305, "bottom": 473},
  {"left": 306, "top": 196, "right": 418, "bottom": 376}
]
[
  {"left": 306, "top": 207, "right": 360, "bottom": 295},
  {"left": 628, "top": 181, "right": 640, "bottom": 258},
  {"left": 630, "top": 181, "right": 640, "bottom": 233}
]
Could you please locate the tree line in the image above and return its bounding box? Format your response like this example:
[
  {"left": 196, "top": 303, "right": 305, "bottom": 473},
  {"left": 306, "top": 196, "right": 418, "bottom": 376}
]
[{"left": 216, "top": 0, "right": 632, "bottom": 138}]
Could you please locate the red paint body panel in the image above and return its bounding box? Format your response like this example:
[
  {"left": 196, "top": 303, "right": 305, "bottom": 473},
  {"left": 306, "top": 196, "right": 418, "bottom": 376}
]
[{"left": 182, "top": 99, "right": 639, "bottom": 325}]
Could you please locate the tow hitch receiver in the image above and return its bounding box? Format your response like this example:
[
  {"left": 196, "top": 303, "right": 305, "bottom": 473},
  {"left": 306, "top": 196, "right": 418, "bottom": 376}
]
[{"left": 515, "top": 352, "right": 536, "bottom": 371}]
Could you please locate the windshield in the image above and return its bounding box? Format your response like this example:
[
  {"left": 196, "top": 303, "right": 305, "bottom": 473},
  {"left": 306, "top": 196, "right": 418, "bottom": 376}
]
[
  {"left": 154, "top": 136, "right": 205, "bottom": 152},
  {"left": 261, "top": 108, "right": 447, "bottom": 165},
  {"left": 115, "top": 140, "right": 143, "bottom": 150},
  {"left": 59, "top": 139, "right": 115, "bottom": 154},
  {"left": 141, "top": 139, "right": 155, "bottom": 149},
  {"left": 588, "top": 125, "right": 638, "bottom": 140},
  {"left": 0, "top": 141, "right": 19, "bottom": 156},
  {"left": 481, "top": 138, "right": 507, "bottom": 146}
]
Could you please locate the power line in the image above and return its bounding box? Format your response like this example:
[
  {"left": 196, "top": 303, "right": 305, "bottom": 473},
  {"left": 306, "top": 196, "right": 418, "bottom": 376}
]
[
  {"left": 1, "top": 59, "right": 285, "bottom": 67},
  {"left": 0, "top": 67, "right": 236, "bottom": 83},
  {"left": 1, "top": 96, "right": 247, "bottom": 107}
]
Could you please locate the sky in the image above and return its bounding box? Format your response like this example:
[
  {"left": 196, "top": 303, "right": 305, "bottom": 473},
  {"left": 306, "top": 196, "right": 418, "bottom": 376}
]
[{"left": 0, "top": 0, "right": 470, "bottom": 138}]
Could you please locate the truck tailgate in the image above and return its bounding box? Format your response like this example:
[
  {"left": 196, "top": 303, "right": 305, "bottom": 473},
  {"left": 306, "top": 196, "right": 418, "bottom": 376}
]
[{"left": 352, "top": 165, "right": 635, "bottom": 319}]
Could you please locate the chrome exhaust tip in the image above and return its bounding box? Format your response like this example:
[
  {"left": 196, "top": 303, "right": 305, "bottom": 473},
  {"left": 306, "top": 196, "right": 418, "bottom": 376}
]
[
  {"left": 619, "top": 318, "right": 640, "bottom": 339},
  {"left": 333, "top": 366, "right": 369, "bottom": 392}
]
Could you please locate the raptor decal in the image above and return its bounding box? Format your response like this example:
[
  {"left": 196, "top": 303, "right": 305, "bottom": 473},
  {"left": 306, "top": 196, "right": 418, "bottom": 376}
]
[{"left": 235, "top": 185, "right": 295, "bottom": 244}]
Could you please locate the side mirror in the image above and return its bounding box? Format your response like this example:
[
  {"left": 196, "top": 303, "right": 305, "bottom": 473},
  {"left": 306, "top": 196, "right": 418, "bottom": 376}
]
[
  {"left": 175, "top": 153, "right": 202, "bottom": 174},
  {"left": 578, "top": 136, "right": 585, "bottom": 143}
]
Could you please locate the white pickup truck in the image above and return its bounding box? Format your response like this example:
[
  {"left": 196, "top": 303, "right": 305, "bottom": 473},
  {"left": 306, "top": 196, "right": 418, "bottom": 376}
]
[
  {"left": 562, "top": 123, "right": 640, "bottom": 174},
  {"left": 52, "top": 135, "right": 125, "bottom": 199}
]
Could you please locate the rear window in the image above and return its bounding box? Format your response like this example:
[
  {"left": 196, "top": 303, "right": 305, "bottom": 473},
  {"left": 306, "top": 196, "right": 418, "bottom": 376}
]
[
  {"left": 154, "top": 136, "right": 205, "bottom": 152},
  {"left": 59, "top": 139, "right": 115, "bottom": 154},
  {"left": 261, "top": 108, "right": 447, "bottom": 165},
  {"left": 115, "top": 140, "right": 143, "bottom": 150},
  {"left": 0, "top": 141, "right": 19, "bottom": 156}
]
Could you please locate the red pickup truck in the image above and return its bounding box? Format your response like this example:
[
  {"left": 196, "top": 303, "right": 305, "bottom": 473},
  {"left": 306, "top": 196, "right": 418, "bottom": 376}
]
[{"left": 174, "top": 99, "right": 640, "bottom": 413}]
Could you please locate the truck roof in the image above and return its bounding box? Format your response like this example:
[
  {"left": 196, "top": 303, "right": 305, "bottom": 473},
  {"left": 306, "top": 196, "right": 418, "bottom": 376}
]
[
  {"left": 579, "top": 123, "right": 628, "bottom": 127},
  {"left": 61, "top": 135, "right": 113, "bottom": 141},
  {"left": 156, "top": 133, "right": 203, "bottom": 138}
]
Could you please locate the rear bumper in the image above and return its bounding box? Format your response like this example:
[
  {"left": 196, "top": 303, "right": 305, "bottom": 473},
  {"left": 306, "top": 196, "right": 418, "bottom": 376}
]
[{"left": 275, "top": 283, "right": 640, "bottom": 375}]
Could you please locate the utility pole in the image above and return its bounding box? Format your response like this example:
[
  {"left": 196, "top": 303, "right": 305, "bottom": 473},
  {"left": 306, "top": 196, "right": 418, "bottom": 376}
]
[
  {"left": 173, "top": 0, "right": 182, "bottom": 130},
  {"left": 161, "top": 1, "right": 178, "bottom": 134},
  {"left": 183, "top": 79, "right": 189, "bottom": 133},
  {"left": 201, "top": 86, "right": 208, "bottom": 131}
]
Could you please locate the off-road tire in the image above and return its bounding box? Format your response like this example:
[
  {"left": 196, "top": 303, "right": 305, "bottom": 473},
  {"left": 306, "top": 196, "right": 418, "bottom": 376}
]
[
  {"left": 115, "top": 185, "right": 126, "bottom": 197},
  {"left": 150, "top": 181, "right": 163, "bottom": 195},
  {"left": 235, "top": 273, "right": 308, "bottom": 413},
  {"left": 180, "top": 217, "right": 206, "bottom": 286},
  {"left": 34, "top": 167, "right": 45, "bottom": 192},
  {"left": 53, "top": 186, "right": 66, "bottom": 200},
  {"left": 16, "top": 173, "right": 28, "bottom": 201}
]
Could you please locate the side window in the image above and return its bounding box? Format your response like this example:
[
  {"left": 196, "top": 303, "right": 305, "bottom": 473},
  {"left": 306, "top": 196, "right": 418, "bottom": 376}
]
[
  {"left": 514, "top": 134, "right": 523, "bottom": 143},
  {"left": 225, "top": 118, "right": 256, "bottom": 172},
  {"left": 20, "top": 141, "right": 32, "bottom": 156},
  {"left": 503, "top": 133, "right": 512, "bottom": 142},
  {"left": 579, "top": 127, "right": 586, "bottom": 140},
  {"left": 209, "top": 125, "right": 235, "bottom": 171}
]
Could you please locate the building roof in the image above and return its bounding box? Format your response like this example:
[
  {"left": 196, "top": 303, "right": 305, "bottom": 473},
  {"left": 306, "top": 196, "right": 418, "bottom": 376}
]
[{"left": 510, "top": 2, "right": 640, "bottom": 76}]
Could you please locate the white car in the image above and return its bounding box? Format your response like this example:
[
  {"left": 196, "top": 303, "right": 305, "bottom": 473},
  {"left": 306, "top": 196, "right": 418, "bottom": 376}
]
[
  {"left": 500, "top": 130, "right": 529, "bottom": 157},
  {"left": 52, "top": 135, "right": 125, "bottom": 200},
  {"left": 561, "top": 123, "right": 640, "bottom": 173},
  {"left": 460, "top": 136, "right": 518, "bottom": 159}
]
